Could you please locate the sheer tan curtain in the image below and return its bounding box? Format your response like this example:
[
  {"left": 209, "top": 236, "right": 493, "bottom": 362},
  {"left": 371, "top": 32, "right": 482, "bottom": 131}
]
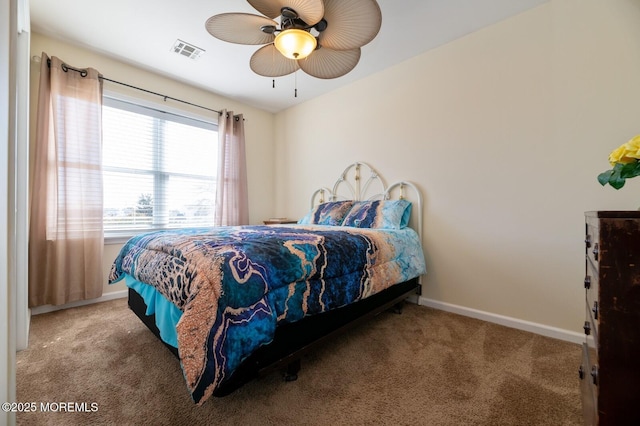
[
  {"left": 215, "top": 110, "right": 249, "bottom": 226},
  {"left": 28, "top": 54, "right": 104, "bottom": 307}
]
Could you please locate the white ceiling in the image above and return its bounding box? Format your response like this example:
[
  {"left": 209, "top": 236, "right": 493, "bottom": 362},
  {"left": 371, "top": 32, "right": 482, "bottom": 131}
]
[{"left": 29, "top": 0, "right": 548, "bottom": 113}]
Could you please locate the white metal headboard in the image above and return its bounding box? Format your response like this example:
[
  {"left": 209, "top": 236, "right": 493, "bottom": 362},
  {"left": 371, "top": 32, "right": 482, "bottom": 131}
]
[
  {"left": 310, "top": 162, "right": 385, "bottom": 205},
  {"left": 309, "top": 162, "right": 423, "bottom": 241}
]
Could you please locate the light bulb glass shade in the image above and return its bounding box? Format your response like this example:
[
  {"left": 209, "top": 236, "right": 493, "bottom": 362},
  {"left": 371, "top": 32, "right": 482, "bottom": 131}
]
[{"left": 273, "top": 29, "right": 317, "bottom": 60}]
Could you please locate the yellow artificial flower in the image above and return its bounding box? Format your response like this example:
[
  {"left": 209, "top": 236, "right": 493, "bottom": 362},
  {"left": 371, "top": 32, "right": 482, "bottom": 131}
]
[
  {"left": 600, "top": 134, "right": 640, "bottom": 189},
  {"left": 623, "top": 135, "right": 640, "bottom": 158},
  {"left": 609, "top": 145, "right": 630, "bottom": 165},
  {"left": 609, "top": 135, "right": 640, "bottom": 165}
]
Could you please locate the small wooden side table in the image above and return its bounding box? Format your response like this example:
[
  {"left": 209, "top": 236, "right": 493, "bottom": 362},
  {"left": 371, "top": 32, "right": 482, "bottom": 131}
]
[{"left": 263, "top": 218, "right": 297, "bottom": 225}]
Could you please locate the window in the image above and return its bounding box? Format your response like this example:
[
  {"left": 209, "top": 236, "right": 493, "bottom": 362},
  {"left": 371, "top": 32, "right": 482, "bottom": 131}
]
[{"left": 102, "top": 96, "right": 217, "bottom": 236}]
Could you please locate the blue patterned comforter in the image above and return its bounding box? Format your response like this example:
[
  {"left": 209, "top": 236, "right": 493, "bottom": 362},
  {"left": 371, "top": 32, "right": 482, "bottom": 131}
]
[{"left": 109, "top": 224, "right": 426, "bottom": 404}]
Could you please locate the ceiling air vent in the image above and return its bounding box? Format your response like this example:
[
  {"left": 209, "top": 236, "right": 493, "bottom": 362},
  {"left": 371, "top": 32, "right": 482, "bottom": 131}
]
[{"left": 171, "top": 39, "right": 205, "bottom": 60}]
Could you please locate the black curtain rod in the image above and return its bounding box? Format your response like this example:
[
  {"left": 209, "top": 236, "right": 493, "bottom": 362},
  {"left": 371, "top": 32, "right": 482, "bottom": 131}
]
[
  {"left": 46, "top": 58, "right": 243, "bottom": 120},
  {"left": 102, "top": 76, "right": 222, "bottom": 115}
]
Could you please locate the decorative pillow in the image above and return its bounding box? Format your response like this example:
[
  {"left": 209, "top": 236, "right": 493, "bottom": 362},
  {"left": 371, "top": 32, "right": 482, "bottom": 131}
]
[
  {"left": 297, "top": 200, "right": 354, "bottom": 226},
  {"left": 341, "top": 199, "right": 412, "bottom": 229}
]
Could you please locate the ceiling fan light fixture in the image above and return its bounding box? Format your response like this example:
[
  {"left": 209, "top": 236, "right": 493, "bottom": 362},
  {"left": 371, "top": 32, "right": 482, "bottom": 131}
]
[{"left": 274, "top": 29, "right": 317, "bottom": 60}]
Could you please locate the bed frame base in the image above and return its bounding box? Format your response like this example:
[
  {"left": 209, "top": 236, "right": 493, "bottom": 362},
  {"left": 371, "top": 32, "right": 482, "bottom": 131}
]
[{"left": 128, "top": 278, "right": 419, "bottom": 397}]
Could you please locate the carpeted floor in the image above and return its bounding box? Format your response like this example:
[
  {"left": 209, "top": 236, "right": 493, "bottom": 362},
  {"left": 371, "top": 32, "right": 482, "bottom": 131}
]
[{"left": 16, "top": 298, "right": 582, "bottom": 425}]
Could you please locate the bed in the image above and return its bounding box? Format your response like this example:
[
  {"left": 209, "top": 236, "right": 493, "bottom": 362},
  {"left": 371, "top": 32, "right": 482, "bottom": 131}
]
[{"left": 108, "top": 162, "right": 426, "bottom": 405}]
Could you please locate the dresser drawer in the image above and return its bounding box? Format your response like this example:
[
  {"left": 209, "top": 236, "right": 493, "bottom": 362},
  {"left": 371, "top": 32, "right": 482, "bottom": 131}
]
[
  {"left": 585, "top": 260, "right": 599, "bottom": 341},
  {"left": 584, "top": 220, "right": 600, "bottom": 273},
  {"left": 579, "top": 342, "right": 597, "bottom": 425},
  {"left": 584, "top": 299, "right": 598, "bottom": 347}
]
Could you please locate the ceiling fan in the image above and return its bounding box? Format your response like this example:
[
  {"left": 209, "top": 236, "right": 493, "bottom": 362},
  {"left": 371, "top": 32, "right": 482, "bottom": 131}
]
[{"left": 205, "top": 0, "right": 382, "bottom": 82}]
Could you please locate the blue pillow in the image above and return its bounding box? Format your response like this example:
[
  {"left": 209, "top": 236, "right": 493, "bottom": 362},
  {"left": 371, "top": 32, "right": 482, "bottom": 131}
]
[
  {"left": 298, "top": 201, "right": 354, "bottom": 226},
  {"left": 341, "top": 200, "right": 412, "bottom": 229}
]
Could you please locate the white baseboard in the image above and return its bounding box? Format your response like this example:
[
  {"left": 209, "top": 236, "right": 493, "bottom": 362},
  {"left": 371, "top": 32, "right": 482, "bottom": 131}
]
[
  {"left": 418, "top": 296, "right": 586, "bottom": 345},
  {"left": 29, "top": 291, "right": 587, "bottom": 345},
  {"left": 30, "top": 290, "right": 128, "bottom": 316}
]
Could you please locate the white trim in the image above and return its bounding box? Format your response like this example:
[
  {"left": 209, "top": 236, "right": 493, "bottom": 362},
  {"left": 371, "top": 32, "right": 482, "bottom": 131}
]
[
  {"left": 14, "top": 23, "right": 29, "bottom": 352},
  {"left": 16, "top": 0, "right": 28, "bottom": 33},
  {"left": 29, "top": 291, "right": 587, "bottom": 343},
  {"left": 418, "top": 296, "right": 585, "bottom": 345},
  {"left": 31, "top": 290, "right": 128, "bottom": 316},
  {"left": 1, "top": 0, "right": 17, "bottom": 423}
]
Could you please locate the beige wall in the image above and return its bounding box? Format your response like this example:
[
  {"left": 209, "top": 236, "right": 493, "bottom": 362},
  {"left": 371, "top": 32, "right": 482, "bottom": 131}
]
[
  {"left": 274, "top": 0, "right": 640, "bottom": 333},
  {"left": 29, "top": 33, "right": 277, "bottom": 296},
  {"left": 28, "top": 1, "right": 640, "bottom": 335}
]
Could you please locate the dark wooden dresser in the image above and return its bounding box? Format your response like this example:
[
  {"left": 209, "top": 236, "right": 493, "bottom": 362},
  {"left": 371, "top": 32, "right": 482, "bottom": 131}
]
[{"left": 580, "top": 211, "right": 640, "bottom": 425}]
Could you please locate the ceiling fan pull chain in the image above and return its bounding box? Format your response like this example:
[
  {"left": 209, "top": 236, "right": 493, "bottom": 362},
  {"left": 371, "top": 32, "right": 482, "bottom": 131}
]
[
  {"left": 294, "top": 67, "right": 298, "bottom": 98},
  {"left": 272, "top": 79, "right": 275, "bottom": 88}
]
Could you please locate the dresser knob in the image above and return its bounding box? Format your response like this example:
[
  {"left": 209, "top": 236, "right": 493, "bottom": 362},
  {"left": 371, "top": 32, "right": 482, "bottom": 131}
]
[
  {"left": 591, "top": 365, "right": 598, "bottom": 385},
  {"left": 585, "top": 234, "right": 592, "bottom": 248},
  {"left": 592, "top": 243, "right": 599, "bottom": 261},
  {"left": 584, "top": 275, "right": 591, "bottom": 289},
  {"left": 592, "top": 301, "right": 598, "bottom": 320},
  {"left": 578, "top": 365, "right": 585, "bottom": 380},
  {"left": 583, "top": 321, "right": 591, "bottom": 336}
]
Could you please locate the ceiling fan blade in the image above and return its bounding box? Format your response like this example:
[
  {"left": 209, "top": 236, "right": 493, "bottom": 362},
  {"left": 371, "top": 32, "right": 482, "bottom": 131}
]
[
  {"left": 247, "top": 0, "right": 324, "bottom": 25},
  {"left": 298, "top": 47, "right": 361, "bottom": 79},
  {"left": 205, "top": 13, "right": 277, "bottom": 45},
  {"left": 250, "top": 44, "right": 298, "bottom": 77},
  {"left": 318, "top": 0, "right": 382, "bottom": 50}
]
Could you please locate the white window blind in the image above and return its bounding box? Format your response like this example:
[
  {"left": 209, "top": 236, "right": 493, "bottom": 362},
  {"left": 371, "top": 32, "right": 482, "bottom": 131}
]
[{"left": 102, "top": 97, "right": 217, "bottom": 235}]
